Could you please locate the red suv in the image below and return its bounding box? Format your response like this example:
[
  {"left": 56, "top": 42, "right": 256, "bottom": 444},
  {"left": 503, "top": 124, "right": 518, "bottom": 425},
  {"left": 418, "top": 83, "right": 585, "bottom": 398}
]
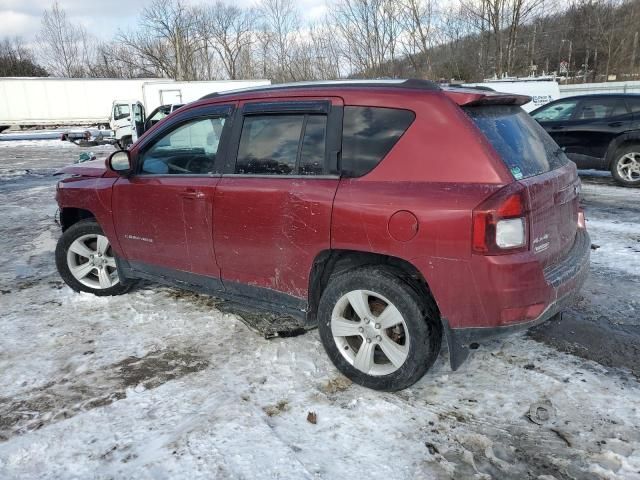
[{"left": 55, "top": 80, "right": 590, "bottom": 391}]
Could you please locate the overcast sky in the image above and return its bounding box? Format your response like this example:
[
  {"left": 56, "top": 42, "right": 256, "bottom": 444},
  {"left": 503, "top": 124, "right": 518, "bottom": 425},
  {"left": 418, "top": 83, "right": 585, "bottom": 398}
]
[{"left": 0, "top": 0, "right": 329, "bottom": 42}]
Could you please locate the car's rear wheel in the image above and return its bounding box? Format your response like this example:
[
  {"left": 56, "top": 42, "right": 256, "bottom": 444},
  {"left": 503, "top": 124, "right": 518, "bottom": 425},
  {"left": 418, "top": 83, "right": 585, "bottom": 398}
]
[
  {"left": 55, "top": 219, "right": 132, "bottom": 296},
  {"left": 611, "top": 145, "right": 640, "bottom": 187},
  {"left": 317, "top": 266, "right": 441, "bottom": 391}
]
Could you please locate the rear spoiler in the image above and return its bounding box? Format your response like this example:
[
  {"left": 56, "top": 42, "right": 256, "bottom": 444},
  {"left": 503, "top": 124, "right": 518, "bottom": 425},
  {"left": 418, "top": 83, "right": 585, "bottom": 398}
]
[{"left": 442, "top": 87, "right": 531, "bottom": 107}]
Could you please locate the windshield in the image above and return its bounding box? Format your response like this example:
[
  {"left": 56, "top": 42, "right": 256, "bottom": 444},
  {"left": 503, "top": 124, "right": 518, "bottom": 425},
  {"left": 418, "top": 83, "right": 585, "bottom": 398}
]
[{"left": 464, "top": 105, "right": 568, "bottom": 179}]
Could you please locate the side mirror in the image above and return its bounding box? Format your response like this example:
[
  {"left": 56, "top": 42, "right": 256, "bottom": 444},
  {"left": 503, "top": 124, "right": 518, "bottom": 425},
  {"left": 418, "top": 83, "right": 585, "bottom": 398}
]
[{"left": 107, "top": 150, "right": 132, "bottom": 174}]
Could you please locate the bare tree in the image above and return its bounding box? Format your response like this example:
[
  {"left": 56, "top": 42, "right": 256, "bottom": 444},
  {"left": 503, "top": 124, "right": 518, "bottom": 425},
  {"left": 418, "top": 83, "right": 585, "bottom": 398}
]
[
  {"left": 202, "top": 2, "right": 255, "bottom": 79},
  {"left": 399, "top": 0, "right": 438, "bottom": 77},
  {"left": 117, "top": 0, "right": 204, "bottom": 80},
  {"left": 332, "top": 0, "right": 402, "bottom": 78},
  {"left": 0, "top": 37, "right": 48, "bottom": 77},
  {"left": 37, "top": 1, "right": 94, "bottom": 77},
  {"left": 460, "top": 0, "right": 546, "bottom": 77},
  {"left": 258, "top": 0, "right": 302, "bottom": 82}
]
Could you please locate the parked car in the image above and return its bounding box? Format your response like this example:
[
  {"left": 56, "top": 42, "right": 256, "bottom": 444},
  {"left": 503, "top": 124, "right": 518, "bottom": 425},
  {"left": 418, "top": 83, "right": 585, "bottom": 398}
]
[
  {"left": 531, "top": 94, "right": 640, "bottom": 187},
  {"left": 54, "top": 80, "right": 590, "bottom": 391}
]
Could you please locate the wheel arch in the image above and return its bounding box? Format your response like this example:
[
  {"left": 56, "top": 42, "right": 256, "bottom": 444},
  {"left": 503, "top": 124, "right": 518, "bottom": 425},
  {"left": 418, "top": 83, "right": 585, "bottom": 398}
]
[
  {"left": 605, "top": 132, "right": 640, "bottom": 168},
  {"left": 59, "top": 207, "right": 96, "bottom": 231},
  {"left": 307, "top": 249, "right": 441, "bottom": 324}
]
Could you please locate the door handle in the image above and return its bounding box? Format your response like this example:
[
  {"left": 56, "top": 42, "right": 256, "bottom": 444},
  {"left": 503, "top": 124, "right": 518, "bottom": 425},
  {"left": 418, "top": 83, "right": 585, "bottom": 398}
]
[{"left": 180, "top": 188, "right": 205, "bottom": 199}]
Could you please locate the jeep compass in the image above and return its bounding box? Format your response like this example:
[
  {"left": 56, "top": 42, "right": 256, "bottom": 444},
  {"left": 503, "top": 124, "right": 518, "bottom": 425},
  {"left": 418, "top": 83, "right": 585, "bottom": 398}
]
[{"left": 54, "top": 80, "right": 590, "bottom": 391}]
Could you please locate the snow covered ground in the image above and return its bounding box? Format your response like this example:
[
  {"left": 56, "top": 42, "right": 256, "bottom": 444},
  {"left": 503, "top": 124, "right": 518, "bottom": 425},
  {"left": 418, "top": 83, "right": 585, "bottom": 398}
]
[{"left": 1, "top": 142, "right": 639, "bottom": 479}]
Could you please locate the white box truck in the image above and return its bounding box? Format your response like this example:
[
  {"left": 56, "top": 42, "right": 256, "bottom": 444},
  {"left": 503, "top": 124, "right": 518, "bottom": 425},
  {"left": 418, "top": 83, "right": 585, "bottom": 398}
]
[
  {"left": 0, "top": 78, "right": 271, "bottom": 139},
  {"left": 108, "top": 80, "right": 270, "bottom": 147}
]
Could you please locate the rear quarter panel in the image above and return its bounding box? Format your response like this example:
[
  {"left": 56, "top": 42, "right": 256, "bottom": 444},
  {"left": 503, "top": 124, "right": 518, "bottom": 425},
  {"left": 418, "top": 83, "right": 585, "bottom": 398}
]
[{"left": 332, "top": 92, "right": 512, "bottom": 328}]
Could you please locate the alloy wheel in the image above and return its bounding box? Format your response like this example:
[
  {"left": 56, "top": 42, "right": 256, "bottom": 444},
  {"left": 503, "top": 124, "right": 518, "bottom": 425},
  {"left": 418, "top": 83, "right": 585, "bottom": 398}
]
[
  {"left": 616, "top": 152, "right": 640, "bottom": 183},
  {"left": 66, "top": 234, "right": 119, "bottom": 289},
  {"left": 331, "top": 289, "right": 410, "bottom": 376}
]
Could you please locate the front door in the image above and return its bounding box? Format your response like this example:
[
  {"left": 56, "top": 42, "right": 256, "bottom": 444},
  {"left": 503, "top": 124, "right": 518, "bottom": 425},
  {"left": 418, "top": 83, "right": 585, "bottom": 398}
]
[
  {"left": 214, "top": 98, "right": 343, "bottom": 304},
  {"left": 112, "top": 106, "right": 232, "bottom": 287}
]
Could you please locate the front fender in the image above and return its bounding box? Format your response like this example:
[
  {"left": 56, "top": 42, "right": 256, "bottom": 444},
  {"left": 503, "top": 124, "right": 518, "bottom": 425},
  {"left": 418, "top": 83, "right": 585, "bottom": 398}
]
[{"left": 56, "top": 176, "right": 123, "bottom": 256}]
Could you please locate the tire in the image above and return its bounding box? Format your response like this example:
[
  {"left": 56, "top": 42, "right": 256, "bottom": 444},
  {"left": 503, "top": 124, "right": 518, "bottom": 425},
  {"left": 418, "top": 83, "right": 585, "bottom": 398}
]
[
  {"left": 55, "top": 219, "right": 133, "bottom": 296},
  {"left": 118, "top": 136, "right": 133, "bottom": 150},
  {"left": 610, "top": 144, "right": 640, "bottom": 187},
  {"left": 317, "top": 266, "right": 442, "bottom": 391}
]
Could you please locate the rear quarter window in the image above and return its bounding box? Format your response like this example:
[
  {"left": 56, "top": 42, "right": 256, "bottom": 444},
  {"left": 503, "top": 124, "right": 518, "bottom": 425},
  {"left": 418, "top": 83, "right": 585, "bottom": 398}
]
[
  {"left": 465, "top": 105, "right": 568, "bottom": 180},
  {"left": 341, "top": 106, "right": 415, "bottom": 177}
]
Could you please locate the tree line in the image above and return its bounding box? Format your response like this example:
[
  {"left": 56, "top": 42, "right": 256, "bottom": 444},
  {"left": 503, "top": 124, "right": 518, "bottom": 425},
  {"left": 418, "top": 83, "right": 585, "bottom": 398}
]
[{"left": 1, "top": 0, "right": 639, "bottom": 83}]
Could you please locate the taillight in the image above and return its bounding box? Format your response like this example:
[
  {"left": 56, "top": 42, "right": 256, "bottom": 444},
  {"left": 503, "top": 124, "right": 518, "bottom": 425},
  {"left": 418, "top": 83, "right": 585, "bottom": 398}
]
[{"left": 472, "top": 183, "right": 529, "bottom": 255}]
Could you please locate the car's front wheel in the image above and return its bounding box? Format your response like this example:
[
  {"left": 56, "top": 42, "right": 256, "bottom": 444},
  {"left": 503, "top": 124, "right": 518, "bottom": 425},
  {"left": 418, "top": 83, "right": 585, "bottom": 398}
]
[
  {"left": 317, "top": 266, "right": 442, "bottom": 391},
  {"left": 611, "top": 145, "right": 640, "bottom": 187},
  {"left": 55, "top": 219, "right": 132, "bottom": 296}
]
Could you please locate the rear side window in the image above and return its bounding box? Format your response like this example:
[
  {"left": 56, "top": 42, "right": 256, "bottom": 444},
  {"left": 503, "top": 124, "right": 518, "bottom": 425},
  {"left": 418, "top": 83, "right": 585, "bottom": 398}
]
[
  {"left": 575, "top": 98, "right": 628, "bottom": 120},
  {"left": 465, "top": 105, "right": 568, "bottom": 180},
  {"left": 235, "top": 114, "right": 327, "bottom": 175},
  {"left": 341, "top": 106, "right": 415, "bottom": 177},
  {"left": 627, "top": 97, "right": 640, "bottom": 113}
]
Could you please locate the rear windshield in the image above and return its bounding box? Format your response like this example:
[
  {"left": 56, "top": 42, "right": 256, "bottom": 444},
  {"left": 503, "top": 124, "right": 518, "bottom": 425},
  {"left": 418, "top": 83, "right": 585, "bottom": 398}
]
[{"left": 464, "top": 105, "right": 568, "bottom": 179}]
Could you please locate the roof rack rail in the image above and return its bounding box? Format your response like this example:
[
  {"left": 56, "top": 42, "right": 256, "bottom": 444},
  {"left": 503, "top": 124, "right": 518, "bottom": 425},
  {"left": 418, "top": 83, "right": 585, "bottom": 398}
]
[{"left": 200, "top": 79, "right": 440, "bottom": 100}]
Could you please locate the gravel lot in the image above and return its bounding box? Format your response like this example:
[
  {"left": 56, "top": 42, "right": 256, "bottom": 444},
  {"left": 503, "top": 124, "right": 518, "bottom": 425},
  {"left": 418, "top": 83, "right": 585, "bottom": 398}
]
[{"left": 1, "top": 140, "right": 639, "bottom": 479}]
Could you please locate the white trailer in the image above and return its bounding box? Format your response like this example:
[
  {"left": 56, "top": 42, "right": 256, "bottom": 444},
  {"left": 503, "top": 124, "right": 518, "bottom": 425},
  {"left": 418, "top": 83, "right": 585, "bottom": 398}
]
[
  {"left": 0, "top": 78, "right": 159, "bottom": 131},
  {"left": 0, "top": 78, "right": 271, "bottom": 136}
]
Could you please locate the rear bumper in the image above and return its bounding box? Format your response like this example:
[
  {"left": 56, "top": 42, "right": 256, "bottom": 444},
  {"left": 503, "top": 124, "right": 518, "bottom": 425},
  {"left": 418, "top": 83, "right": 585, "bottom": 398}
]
[{"left": 443, "top": 227, "right": 590, "bottom": 370}]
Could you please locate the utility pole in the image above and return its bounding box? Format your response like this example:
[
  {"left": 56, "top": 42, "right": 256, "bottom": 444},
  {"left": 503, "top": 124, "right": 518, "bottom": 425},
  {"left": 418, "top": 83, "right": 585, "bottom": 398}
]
[
  {"left": 632, "top": 31, "right": 639, "bottom": 76},
  {"left": 530, "top": 24, "right": 537, "bottom": 72},
  {"left": 568, "top": 40, "right": 573, "bottom": 82},
  {"left": 584, "top": 49, "right": 590, "bottom": 83}
]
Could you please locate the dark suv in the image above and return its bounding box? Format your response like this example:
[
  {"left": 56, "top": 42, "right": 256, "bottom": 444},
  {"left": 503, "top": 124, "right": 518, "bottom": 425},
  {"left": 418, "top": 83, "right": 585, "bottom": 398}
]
[
  {"left": 531, "top": 94, "right": 640, "bottom": 186},
  {"left": 54, "top": 80, "right": 590, "bottom": 391}
]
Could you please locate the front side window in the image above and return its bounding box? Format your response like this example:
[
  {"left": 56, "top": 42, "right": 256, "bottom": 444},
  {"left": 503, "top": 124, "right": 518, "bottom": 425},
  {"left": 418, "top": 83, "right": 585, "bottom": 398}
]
[
  {"left": 113, "top": 104, "right": 130, "bottom": 121},
  {"left": 235, "top": 114, "right": 327, "bottom": 175},
  {"left": 140, "top": 116, "right": 226, "bottom": 175},
  {"left": 531, "top": 100, "right": 578, "bottom": 121},
  {"left": 341, "top": 106, "right": 415, "bottom": 177}
]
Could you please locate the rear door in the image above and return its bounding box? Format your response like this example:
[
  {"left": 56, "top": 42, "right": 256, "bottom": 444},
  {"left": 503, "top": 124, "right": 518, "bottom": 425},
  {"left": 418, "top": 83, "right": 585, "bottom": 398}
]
[
  {"left": 466, "top": 105, "right": 580, "bottom": 268},
  {"left": 213, "top": 97, "right": 343, "bottom": 302}
]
